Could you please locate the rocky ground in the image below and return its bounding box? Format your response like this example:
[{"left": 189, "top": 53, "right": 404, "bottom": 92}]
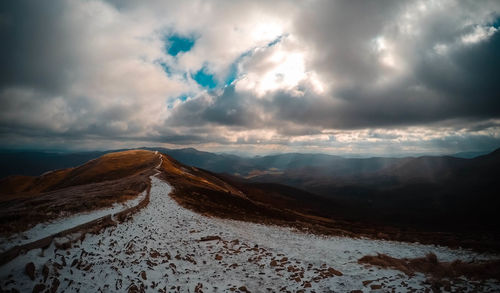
[{"left": 1, "top": 176, "right": 499, "bottom": 292}]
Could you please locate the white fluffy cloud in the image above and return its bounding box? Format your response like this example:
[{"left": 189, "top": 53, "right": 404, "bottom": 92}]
[{"left": 0, "top": 0, "right": 499, "bottom": 155}]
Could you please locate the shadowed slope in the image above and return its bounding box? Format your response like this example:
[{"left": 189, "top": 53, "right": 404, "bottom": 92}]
[
  {"left": 1, "top": 150, "right": 499, "bottom": 253},
  {"left": 157, "top": 153, "right": 500, "bottom": 252},
  {"left": 359, "top": 253, "right": 500, "bottom": 282},
  {"left": 0, "top": 150, "right": 159, "bottom": 235}
]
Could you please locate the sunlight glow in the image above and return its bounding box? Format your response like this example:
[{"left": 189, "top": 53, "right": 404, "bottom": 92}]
[{"left": 251, "top": 21, "right": 284, "bottom": 43}]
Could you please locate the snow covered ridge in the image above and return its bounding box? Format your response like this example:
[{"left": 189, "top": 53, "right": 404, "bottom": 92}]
[
  {"left": 0, "top": 151, "right": 163, "bottom": 258},
  {"left": 0, "top": 188, "right": 148, "bottom": 255},
  {"left": 1, "top": 176, "right": 499, "bottom": 292}
]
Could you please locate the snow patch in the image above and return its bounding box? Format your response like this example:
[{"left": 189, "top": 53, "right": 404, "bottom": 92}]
[
  {"left": 0, "top": 189, "right": 147, "bottom": 253},
  {"left": 1, "top": 176, "right": 499, "bottom": 292}
]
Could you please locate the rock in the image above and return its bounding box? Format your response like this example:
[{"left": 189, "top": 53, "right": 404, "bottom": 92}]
[
  {"left": 199, "top": 236, "right": 222, "bottom": 242},
  {"left": 25, "top": 262, "right": 35, "bottom": 281},
  {"left": 215, "top": 254, "right": 223, "bottom": 261},
  {"left": 50, "top": 278, "right": 60, "bottom": 293},
  {"left": 350, "top": 290, "right": 363, "bottom": 293},
  {"left": 328, "top": 267, "right": 343, "bottom": 276},
  {"left": 128, "top": 284, "right": 139, "bottom": 293},
  {"left": 238, "top": 286, "right": 250, "bottom": 293},
  {"left": 32, "top": 284, "right": 45, "bottom": 293},
  {"left": 195, "top": 283, "right": 203, "bottom": 293},
  {"left": 150, "top": 250, "right": 160, "bottom": 258},
  {"left": 370, "top": 284, "right": 382, "bottom": 290},
  {"left": 362, "top": 280, "right": 373, "bottom": 286},
  {"left": 42, "top": 265, "right": 49, "bottom": 282},
  {"left": 270, "top": 260, "right": 278, "bottom": 267},
  {"left": 140, "top": 270, "right": 147, "bottom": 280}
]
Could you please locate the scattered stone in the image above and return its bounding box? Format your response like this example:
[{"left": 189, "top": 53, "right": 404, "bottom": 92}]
[
  {"left": 371, "top": 284, "right": 383, "bottom": 290},
  {"left": 25, "top": 262, "right": 35, "bottom": 281},
  {"left": 270, "top": 260, "right": 278, "bottom": 267},
  {"left": 50, "top": 278, "right": 60, "bottom": 293},
  {"left": 150, "top": 250, "right": 160, "bottom": 258},
  {"left": 140, "top": 270, "right": 147, "bottom": 280},
  {"left": 328, "top": 267, "right": 343, "bottom": 276},
  {"left": 42, "top": 265, "right": 49, "bottom": 282},
  {"left": 362, "top": 280, "right": 373, "bottom": 286},
  {"left": 200, "top": 236, "right": 222, "bottom": 242},
  {"left": 32, "top": 284, "right": 45, "bottom": 293},
  {"left": 215, "top": 254, "right": 223, "bottom": 261},
  {"left": 128, "top": 284, "right": 139, "bottom": 293}
]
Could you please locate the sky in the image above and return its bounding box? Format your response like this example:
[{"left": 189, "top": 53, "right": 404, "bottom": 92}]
[{"left": 0, "top": 0, "right": 499, "bottom": 156}]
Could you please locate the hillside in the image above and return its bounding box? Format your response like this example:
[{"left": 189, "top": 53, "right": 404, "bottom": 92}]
[
  {"left": 245, "top": 148, "right": 500, "bottom": 232},
  {"left": 0, "top": 150, "right": 499, "bottom": 292},
  {"left": 1, "top": 149, "right": 499, "bottom": 250},
  {"left": 0, "top": 150, "right": 159, "bottom": 234}
]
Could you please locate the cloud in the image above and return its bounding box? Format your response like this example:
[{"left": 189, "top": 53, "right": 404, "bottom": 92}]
[{"left": 0, "top": 0, "right": 499, "bottom": 155}]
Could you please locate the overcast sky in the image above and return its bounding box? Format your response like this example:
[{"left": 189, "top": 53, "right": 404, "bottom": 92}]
[{"left": 1, "top": 0, "right": 499, "bottom": 155}]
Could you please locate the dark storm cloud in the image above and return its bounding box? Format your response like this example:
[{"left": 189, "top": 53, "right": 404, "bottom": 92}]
[
  {"left": 168, "top": 0, "right": 500, "bottom": 131},
  {"left": 167, "top": 87, "right": 264, "bottom": 128},
  {"left": 0, "top": 0, "right": 499, "bottom": 154},
  {"left": 0, "top": 1, "right": 77, "bottom": 92},
  {"left": 293, "top": 0, "right": 407, "bottom": 85}
]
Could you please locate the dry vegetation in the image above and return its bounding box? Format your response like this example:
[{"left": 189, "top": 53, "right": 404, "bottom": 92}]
[
  {"left": 159, "top": 154, "right": 500, "bottom": 253},
  {"left": 1, "top": 150, "right": 499, "bottom": 254},
  {"left": 0, "top": 150, "right": 159, "bottom": 235},
  {"left": 358, "top": 253, "right": 500, "bottom": 284}
]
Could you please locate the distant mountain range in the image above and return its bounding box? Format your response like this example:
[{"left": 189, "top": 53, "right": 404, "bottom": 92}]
[{"left": 0, "top": 147, "right": 494, "bottom": 178}]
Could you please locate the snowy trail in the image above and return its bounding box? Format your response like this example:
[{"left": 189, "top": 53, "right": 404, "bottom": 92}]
[
  {"left": 1, "top": 175, "right": 499, "bottom": 292},
  {"left": 0, "top": 153, "right": 163, "bottom": 253},
  {"left": 0, "top": 190, "right": 147, "bottom": 254}
]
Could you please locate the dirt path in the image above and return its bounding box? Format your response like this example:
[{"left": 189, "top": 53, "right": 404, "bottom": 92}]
[{"left": 1, "top": 175, "right": 499, "bottom": 292}]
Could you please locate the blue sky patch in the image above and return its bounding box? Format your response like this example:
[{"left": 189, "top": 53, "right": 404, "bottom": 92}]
[
  {"left": 167, "top": 94, "right": 190, "bottom": 109},
  {"left": 156, "top": 60, "right": 172, "bottom": 76},
  {"left": 224, "top": 62, "right": 238, "bottom": 86},
  {"left": 491, "top": 17, "right": 500, "bottom": 29},
  {"left": 192, "top": 67, "right": 217, "bottom": 89},
  {"left": 166, "top": 34, "right": 195, "bottom": 56},
  {"left": 267, "top": 34, "right": 286, "bottom": 47}
]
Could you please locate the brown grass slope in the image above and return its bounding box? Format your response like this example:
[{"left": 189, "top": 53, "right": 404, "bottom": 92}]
[
  {"left": 158, "top": 154, "right": 500, "bottom": 253},
  {"left": 359, "top": 253, "right": 500, "bottom": 281},
  {"left": 159, "top": 153, "right": 339, "bottom": 229},
  {"left": 1, "top": 150, "right": 499, "bottom": 254},
  {"left": 0, "top": 150, "right": 159, "bottom": 235}
]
